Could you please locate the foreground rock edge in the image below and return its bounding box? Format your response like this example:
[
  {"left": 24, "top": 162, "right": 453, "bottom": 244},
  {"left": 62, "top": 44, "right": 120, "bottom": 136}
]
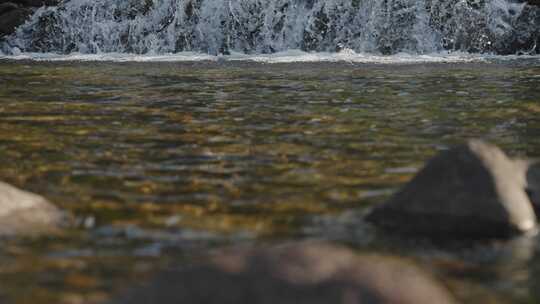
[{"left": 110, "top": 242, "right": 458, "bottom": 304}]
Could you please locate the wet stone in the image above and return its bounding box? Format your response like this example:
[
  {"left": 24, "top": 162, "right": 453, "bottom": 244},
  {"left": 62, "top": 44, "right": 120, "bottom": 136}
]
[
  {"left": 526, "top": 161, "right": 540, "bottom": 215},
  {"left": 111, "top": 242, "right": 457, "bottom": 304},
  {"left": 1, "top": 0, "right": 60, "bottom": 7},
  {"left": 367, "top": 140, "right": 538, "bottom": 238},
  {"left": 0, "top": 2, "right": 18, "bottom": 15},
  {"left": 0, "top": 0, "right": 60, "bottom": 38},
  {"left": 0, "top": 181, "right": 65, "bottom": 236},
  {"left": 0, "top": 6, "right": 31, "bottom": 37}
]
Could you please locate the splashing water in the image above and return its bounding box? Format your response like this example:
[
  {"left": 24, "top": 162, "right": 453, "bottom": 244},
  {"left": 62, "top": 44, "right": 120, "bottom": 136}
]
[{"left": 1, "top": 0, "right": 539, "bottom": 56}]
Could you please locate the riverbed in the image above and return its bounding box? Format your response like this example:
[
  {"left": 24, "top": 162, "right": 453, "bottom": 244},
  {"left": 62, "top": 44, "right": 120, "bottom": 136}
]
[{"left": 1, "top": 58, "right": 540, "bottom": 303}]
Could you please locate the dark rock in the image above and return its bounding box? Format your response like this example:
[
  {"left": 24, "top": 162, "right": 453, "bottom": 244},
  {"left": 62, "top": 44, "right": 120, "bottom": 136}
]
[
  {"left": 366, "top": 140, "right": 537, "bottom": 238},
  {"left": 527, "top": 0, "right": 540, "bottom": 6},
  {"left": 0, "top": 2, "right": 19, "bottom": 15},
  {"left": 3, "top": 0, "right": 60, "bottom": 7},
  {"left": 0, "top": 7, "right": 31, "bottom": 37},
  {"left": 0, "top": 181, "right": 65, "bottom": 236},
  {"left": 0, "top": 0, "right": 60, "bottom": 39},
  {"left": 111, "top": 242, "right": 458, "bottom": 304},
  {"left": 501, "top": 5, "right": 540, "bottom": 55},
  {"left": 526, "top": 161, "right": 540, "bottom": 214}
]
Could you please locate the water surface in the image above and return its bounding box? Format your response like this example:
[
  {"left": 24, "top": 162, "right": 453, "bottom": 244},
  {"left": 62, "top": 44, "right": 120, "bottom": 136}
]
[{"left": 1, "top": 59, "right": 540, "bottom": 303}]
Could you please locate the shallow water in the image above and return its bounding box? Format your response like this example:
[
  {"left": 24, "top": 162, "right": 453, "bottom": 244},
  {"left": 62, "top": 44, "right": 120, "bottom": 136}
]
[{"left": 1, "top": 58, "right": 540, "bottom": 303}]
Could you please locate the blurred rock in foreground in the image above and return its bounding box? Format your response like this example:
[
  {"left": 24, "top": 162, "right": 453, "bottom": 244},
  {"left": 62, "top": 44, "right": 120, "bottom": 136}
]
[
  {"left": 111, "top": 242, "right": 457, "bottom": 304},
  {"left": 367, "top": 140, "right": 537, "bottom": 238},
  {"left": 0, "top": 181, "right": 65, "bottom": 236}
]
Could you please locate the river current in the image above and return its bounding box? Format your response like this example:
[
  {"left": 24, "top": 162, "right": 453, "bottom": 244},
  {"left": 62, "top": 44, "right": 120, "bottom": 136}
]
[{"left": 0, "top": 57, "right": 540, "bottom": 303}]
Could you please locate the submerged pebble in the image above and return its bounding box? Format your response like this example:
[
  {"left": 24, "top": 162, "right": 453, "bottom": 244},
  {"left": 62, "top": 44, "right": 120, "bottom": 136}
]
[{"left": 367, "top": 140, "right": 538, "bottom": 238}]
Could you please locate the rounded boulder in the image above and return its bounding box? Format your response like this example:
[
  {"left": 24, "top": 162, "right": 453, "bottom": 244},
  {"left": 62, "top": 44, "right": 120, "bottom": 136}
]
[
  {"left": 366, "top": 140, "right": 537, "bottom": 238},
  {"left": 0, "top": 181, "right": 65, "bottom": 236}
]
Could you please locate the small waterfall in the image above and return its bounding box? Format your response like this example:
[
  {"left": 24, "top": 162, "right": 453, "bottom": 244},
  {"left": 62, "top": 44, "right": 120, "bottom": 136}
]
[{"left": 1, "top": 0, "right": 539, "bottom": 55}]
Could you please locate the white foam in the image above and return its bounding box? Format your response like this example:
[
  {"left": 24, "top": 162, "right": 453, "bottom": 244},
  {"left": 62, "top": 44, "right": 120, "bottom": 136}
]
[
  {"left": 227, "top": 49, "right": 484, "bottom": 63},
  {"left": 3, "top": 49, "right": 535, "bottom": 64},
  {"left": 0, "top": 51, "right": 216, "bottom": 62}
]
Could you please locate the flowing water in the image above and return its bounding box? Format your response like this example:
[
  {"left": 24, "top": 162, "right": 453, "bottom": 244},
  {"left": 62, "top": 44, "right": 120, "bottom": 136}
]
[
  {"left": 2, "top": 0, "right": 539, "bottom": 55},
  {"left": 1, "top": 58, "right": 540, "bottom": 303},
  {"left": 1, "top": 0, "right": 540, "bottom": 303}
]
